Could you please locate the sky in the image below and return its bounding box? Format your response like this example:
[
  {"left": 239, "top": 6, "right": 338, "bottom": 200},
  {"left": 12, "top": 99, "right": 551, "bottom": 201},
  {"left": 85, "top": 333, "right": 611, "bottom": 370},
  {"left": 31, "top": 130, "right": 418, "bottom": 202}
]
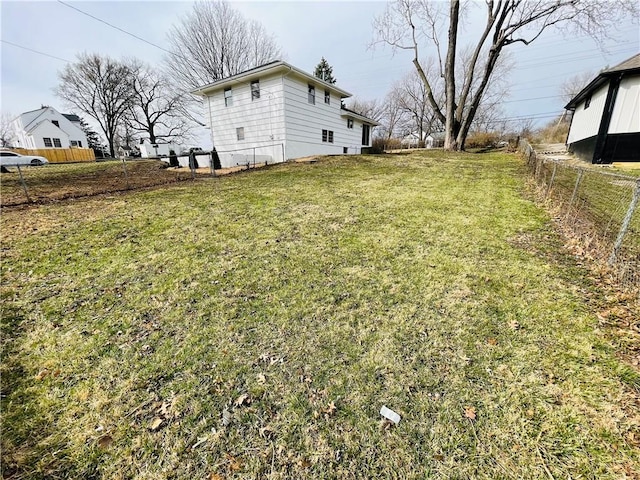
[{"left": 1, "top": 0, "right": 638, "bottom": 149}]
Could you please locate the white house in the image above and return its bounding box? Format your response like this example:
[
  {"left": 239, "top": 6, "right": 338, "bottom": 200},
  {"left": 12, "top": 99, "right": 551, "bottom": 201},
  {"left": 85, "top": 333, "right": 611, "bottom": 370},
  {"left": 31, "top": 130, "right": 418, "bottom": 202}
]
[
  {"left": 11, "top": 106, "right": 88, "bottom": 150},
  {"left": 565, "top": 54, "right": 640, "bottom": 164},
  {"left": 191, "top": 60, "right": 379, "bottom": 167}
]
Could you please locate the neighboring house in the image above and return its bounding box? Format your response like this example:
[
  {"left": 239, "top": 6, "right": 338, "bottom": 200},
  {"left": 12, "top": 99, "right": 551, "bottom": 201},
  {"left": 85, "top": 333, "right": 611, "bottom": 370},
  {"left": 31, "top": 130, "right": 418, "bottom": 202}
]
[
  {"left": 565, "top": 54, "right": 640, "bottom": 164},
  {"left": 191, "top": 60, "right": 379, "bottom": 167},
  {"left": 11, "top": 106, "right": 88, "bottom": 150},
  {"left": 401, "top": 131, "right": 425, "bottom": 148},
  {"left": 139, "top": 140, "right": 177, "bottom": 158}
]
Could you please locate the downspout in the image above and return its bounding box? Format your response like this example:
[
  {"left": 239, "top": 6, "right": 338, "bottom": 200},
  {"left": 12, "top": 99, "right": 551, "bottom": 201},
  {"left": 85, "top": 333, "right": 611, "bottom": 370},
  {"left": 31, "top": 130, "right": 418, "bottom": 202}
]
[{"left": 281, "top": 65, "right": 293, "bottom": 162}]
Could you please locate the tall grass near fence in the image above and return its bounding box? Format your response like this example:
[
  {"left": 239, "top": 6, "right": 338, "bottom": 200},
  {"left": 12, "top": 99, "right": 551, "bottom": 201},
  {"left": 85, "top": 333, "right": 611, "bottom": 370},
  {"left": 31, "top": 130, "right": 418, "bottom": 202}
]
[{"left": 520, "top": 140, "right": 639, "bottom": 292}]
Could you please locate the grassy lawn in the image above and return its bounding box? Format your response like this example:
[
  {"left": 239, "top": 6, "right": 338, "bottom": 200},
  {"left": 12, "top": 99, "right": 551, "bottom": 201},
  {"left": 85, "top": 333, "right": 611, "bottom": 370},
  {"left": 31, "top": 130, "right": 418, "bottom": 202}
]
[
  {"left": 0, "top": 160, "right": 195, "bottom": 207},
  {"left": 1, "top": 151, "right": 638, "bottom": 479}
]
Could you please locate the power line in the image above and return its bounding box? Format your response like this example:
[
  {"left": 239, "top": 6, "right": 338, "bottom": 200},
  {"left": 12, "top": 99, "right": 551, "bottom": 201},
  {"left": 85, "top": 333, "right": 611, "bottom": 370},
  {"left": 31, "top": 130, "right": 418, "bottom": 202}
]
[
  {"left": 1, "top": 39, "right": 71, "bottom": 63},
  {"left": 56, "top": 0, "right": 179, "bottom": 58}
]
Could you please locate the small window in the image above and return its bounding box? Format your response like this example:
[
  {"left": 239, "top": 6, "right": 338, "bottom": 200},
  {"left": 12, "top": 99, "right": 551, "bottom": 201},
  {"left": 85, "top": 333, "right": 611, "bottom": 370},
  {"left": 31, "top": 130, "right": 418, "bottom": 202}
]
[
  {"left": 53, "top": 138, "right": 62, "bottom": 147},
  {"left": 251, "top": 79, "right": 260, "bottom": 100},
  {"left": 584, "top": 94, "right": 591, "bottom": 109},
  {"left": 324, "top": 90, "right": 330, "bottom": 105},
  {"left": 78, "top": 140, "right": 82, "bottom": 148},
  {"left": 322, "top": 130, "right": 334, "bottom": 143},
  {"left": 236, "top": 127, "right": 245, "bottom": 141},
  {"left": 347, "top": 118, "right": 354, "bottom": 129},
  {"left": 224, "top": 87, "right": 233, "bottom": 107},
  {"left": 52, "top": 120, "right": 59, "bottom": 127},
  {"left": 43, "top": 137, "right": 52, "bottom": 147},
  {"left": 308, "top": 84, "right": 315, "bottom": 104},
  {"left": 343, "top": 147, "right": 348, "bottom": 154}
]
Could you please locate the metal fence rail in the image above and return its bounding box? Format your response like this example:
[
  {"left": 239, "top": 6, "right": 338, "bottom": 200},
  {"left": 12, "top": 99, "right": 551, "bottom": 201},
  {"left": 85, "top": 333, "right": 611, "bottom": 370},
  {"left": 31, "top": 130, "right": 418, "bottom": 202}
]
[{"left": 520, "top": 139, "right": 639, "bottom": 292}]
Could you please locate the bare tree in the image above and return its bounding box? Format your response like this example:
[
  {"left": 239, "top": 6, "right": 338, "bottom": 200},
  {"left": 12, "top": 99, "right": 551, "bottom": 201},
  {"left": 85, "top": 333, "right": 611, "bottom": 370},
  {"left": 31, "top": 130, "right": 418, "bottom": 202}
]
[
  {"left": 560, "top": 70, "right": 597, "bottom": 105},
  {"left": 165, "top": 0, "right": 282, "bottom": 116},
  {"left": 0, "top": 112, "right": 16, "bottom": 148},
  {"left": 373, "top": 0, "right": 638, "bottom": 151},
  {"left": 347, "top": 97, "right": 384, "bottom": 123},
  {"left": 126, "top": 61, "right": 191, "bottom": 144},
  {"left": 56, "top": 53, "right": 134, "bottom": 157}
]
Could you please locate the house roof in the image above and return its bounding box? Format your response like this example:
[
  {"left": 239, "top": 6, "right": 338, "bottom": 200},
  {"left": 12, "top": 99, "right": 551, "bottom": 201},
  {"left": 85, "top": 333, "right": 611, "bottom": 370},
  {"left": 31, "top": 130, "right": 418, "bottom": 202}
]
[
  {"left": 340, "top": 106, "right": 379, "bottom": 126},
  {"left": 62, "top": 114, "right": 81, "bottom": 123},
  {"left": 191, "top": 60, "right": 353, "bottom": 98},
  {"left": 565, "top": 53, "right": 640, "bottom": 110}
]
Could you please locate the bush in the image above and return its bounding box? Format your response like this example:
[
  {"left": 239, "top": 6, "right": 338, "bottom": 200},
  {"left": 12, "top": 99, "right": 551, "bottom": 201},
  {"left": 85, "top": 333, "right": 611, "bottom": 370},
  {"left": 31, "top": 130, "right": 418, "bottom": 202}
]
[{"left": 465, "top": 132, "right": 501, "bottom": 149}]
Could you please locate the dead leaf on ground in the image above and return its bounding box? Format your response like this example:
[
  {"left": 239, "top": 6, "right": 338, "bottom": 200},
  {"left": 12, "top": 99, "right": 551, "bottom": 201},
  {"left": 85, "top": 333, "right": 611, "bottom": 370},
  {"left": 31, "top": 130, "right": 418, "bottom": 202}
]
[
  {"left": 256, "top": 373, "right": 266, "bottom": 384},
  {"left": 508, "top": 320, "right": 520, "bottom": 330},
  {"left": 225, "top": 453, "right": 242, "bottom": 471},
  {"left": 487, "top": 337, "right": 498, "bottom": 346},
  {"left": 35, "top": 369, "right": 49, "bottom": 381},
  {"left": 97, "top": 435, "right": 113, "bottom": 448},
  {"left": 209, "top": 473, "right": 225, "bottom": 480},
  {"left": 234, "top": 393, "right": 250, "bottom": 407},
  {"left": 433, "top": 454, "right": 445, "bottom": 461},
  {"left": 323, "top": 401, "right": 337, "bottom": 417},
  {"left": 149, "top": 417, "right": 164, "bottom": 431},
  {"left": 464, "top": 406, "right": 477, "bottom": 420}
]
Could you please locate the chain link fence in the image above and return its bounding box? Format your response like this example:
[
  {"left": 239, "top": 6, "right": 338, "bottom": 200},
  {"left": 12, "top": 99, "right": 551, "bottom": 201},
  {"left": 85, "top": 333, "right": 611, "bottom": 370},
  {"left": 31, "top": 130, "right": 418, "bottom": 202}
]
[{"left": 520, "top": 140, "right": 639, "bottom": 293}]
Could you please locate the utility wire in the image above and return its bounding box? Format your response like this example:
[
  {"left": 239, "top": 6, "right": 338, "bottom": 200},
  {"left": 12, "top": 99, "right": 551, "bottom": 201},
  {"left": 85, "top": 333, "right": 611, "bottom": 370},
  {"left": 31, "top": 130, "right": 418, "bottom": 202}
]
[
  {"left": 1, "top": 39, "right": 71, "bottom": 63},
  {"left": 56, "top": 0, "right": 180, "bottom": 59}
]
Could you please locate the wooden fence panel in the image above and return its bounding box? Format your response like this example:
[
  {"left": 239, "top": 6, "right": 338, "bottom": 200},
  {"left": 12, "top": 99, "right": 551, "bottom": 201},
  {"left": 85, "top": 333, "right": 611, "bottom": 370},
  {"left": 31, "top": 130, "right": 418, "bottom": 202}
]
[{"left": 12, "top": 148, "right": 95, "bottom": 163}]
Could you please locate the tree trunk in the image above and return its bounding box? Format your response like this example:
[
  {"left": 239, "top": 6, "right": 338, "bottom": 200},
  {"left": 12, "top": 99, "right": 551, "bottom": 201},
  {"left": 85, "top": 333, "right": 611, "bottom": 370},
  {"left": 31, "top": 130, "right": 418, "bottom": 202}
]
[{"left": 444, "top": 0, "right": 460, "bottom": 151}]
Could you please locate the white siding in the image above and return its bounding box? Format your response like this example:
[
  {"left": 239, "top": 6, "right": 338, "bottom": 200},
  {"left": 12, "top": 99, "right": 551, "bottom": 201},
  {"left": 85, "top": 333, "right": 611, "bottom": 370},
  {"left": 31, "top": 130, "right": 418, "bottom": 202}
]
[
  {"left": 11, "top": 107, "right": 88, "bottom": 149},
  {"left": 567, "top": 81, "right": 609, "bottom": 144},
  {"left": 608, "top": 75, "right": 640, "bottom": 134},
  {"left": 282, "top": 74, "right": 369, "bottom": 160},
  {"left": 205, "top": 73, "right": 286, "bottom": 168},
  {"left": 28, "top": 122, "right": 70, "bottom": 149}
]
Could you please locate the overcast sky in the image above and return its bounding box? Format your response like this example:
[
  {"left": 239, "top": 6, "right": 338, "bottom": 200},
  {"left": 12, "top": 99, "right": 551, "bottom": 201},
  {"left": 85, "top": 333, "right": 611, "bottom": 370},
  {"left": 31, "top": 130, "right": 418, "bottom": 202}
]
[{"left": 1, "top": 0, "right": 638, "bottom": 148}]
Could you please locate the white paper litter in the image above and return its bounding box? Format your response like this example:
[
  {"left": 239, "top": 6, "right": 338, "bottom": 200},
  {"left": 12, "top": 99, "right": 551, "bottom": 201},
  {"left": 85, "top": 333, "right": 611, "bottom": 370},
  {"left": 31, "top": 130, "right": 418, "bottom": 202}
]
[{"left": 380, "top": 405, "right": 401, "bottom": 424}]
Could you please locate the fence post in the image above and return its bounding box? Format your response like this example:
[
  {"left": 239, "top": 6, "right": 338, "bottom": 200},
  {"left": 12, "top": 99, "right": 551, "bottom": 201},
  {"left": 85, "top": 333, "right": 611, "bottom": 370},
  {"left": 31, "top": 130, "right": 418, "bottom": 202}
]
[
  {"left": 16, "top": 165, "right": 31, "bottom": 202},
  {"left": 546, "top": 162, "right": 557, "bottom": 199},
  {"left": 121, "top": 158, "right": 130, "bottom": 190},
  {"left": 210, "top": 151, "right": 216, "bottom": 177},
  {"left": 253, "top": 147, "right": 256, "bottom": 169},
  {"left": 609, "top": 179, "right": 640, "bottom": 265},
  {"left": 281, "top": 143, "right": 285, "bottom": 163}
]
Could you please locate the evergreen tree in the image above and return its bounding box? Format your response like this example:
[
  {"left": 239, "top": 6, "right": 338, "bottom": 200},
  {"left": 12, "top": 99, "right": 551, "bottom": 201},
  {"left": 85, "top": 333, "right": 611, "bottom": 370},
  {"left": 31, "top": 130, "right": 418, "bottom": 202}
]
[
  {"left": 78, "top": 116, "right": 105, "bottom": 154},
  {"left": 314, "top": 57, "right": 336, "bottom": 84}
]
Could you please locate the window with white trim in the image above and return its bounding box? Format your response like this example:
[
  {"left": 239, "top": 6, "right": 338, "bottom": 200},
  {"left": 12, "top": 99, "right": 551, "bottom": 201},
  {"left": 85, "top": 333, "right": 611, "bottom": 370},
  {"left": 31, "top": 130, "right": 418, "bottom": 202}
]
[
  {"left": 251, "top": 79, "right": 260, "bottom": 100},
  {"left": 236, "top": 127, "right": 245, "bottom": 141},
  {"left": 224, "top": 87, "right": 233, "bottom": 107},
  {"left": 43, "top": 137, "right": 52, "bottom": 147},
  {"left": 322, "top": 129, "right": 334, "bottom": 143},
  {"left": 53, "top": 138, "right": 62, "bottom": 147},
  {"left": 324, "top": 90, "right": 330, "bottom": 105},
  {"left": 347, "top": 118, "right": 354, "bottom": 129},
  {"left": 308, "top": 84, "right": 315, "bottom": 104}
]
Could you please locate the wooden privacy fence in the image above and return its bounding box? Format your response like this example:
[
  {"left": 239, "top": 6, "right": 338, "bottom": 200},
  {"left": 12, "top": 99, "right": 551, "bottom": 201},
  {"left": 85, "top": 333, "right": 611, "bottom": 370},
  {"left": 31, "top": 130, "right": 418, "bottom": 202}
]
[{"left": 12, "top": 147, "right": 95, "bottom": 163}]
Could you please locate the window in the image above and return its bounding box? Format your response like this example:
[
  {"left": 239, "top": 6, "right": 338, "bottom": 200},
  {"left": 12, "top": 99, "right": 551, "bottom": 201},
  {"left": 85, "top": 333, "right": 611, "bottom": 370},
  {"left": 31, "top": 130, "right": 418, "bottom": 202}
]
[
  {"left": 322, "top": 129, "right": 334, "bottom": 143},
  {"left": 224, "top": 87, "right": 233, "bottom": 107},
  {"left": 43, "top": 137, "right": 52, "bottom": 147},
  {"left": 584, "top": 94, "right": 592, "bottom": 109},
  {"left": 251, "top": 79, "right": 260, "bottom": 100},
  {"left": 308, "top": 84, "right": 315, "bottom": 104},
  {"left": 236, "top": 127, "right": 245, "bottom": 141},
  {"left": 52, "top": 120, "right": 59, "bottom": 127},
  {"left": 343, "top": 147, "right": 348, "bottom": 154},
  {"left": 361, "top": 124, "right": 370, "bottom": 146},
  {"left": 53, "top": 138, "right": 62, "bottom": 147},
  {"left": 324, "top": 90, "right": 330, "bottom": 105},
  {"left": 71, "top": 140, "right": 82, "bottom": 147},
  {"left": 0, "top": 152, "right": 18, "bottom": 157},
  {"left": 347, "top": 118, "right": 354, "bottom": 129}
]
